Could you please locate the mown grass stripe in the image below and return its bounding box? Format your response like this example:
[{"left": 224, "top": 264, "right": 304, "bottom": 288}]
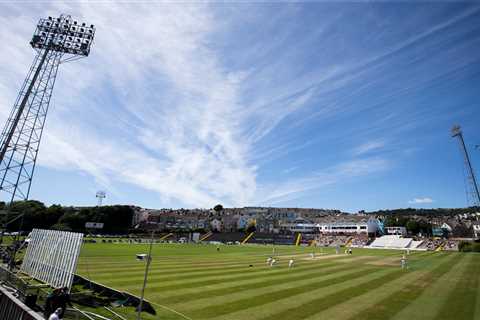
[
  {"left": 87, "top": 254, "right": 373, "bottom": 280},
  {"left": 435, "top": 254, "right": 479, "bottom": 320},
  {"left": 151, "top": 259, "right": 378, "bottom": 306},
  {"left": 257, "top": 255, "right": 452, "bottom": 320},
  {"left": 110, "top": 257, "right": 369, "bottom": 290},
  {"left": 191, "top": 266, "right": 381, "bottom": 318},
  {"left": 76, "top": 244, "right": 472, "bottom": 320},
  {"left": 343, "top": 253, "right": 459, "bottom": 320},
  {"left": 78, "top": 251, "right": 406, "bottom": 270},
  {"left": 156, "top": 260, "right": 393, "bottom": 311},
  {"left": 78, "top": 257, "right": 264, "bottom": 269},
  {"left": 300, "top": 256, "right": 448, "bottom": 320},
  {"left": 386, "top": 253, "right": 472, "bottom": 320},
  {"left": 106, "top": 261, "right": 319, "bottom": 287},
  {"left": 83, "top": 258, "right": 275, "bottom": 276},
  {"left": 81, "top": 261, "right": 268, "bottom": 278},
  {"left": 160, "top": 259, "right": 375, "bottom": 304},
  {"left": 208, "top": 269, "right": 397, "bottom": 320},
  {"left": 81, "top": 254, "right": 345, "bottom": 274}
]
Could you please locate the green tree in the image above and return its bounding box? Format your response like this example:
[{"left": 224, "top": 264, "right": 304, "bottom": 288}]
[
  {"left": 7, "top": 200, "right": 48, "bottom": 231},
  {"left": 406, "top": 220, "right": 419, "bottom": 235}
]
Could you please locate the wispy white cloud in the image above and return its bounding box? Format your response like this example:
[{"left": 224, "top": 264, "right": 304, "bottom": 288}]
[
  {"left": 0, "top": 3, "right": 259, "bottom": 208},
  {"left": 282, "top": 166, "right": 299, "bottom": 174},
  {"left": 353, "top": 140, "right": 385, "bottom": 156},
  {"left": 0, "top": 3, "right": 477, "bottom": 209},
  {"left": 408, "top": 197, "right": 434, "bottom": 204},
  {"left": 258, "top": 157, "right": 390, "bottom": 206}
]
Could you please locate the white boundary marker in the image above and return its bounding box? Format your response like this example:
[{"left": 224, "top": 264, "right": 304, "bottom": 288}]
[
  {"left": 120, "top": 288, "right": 193, "bottom": 320},
  {"left": 149, "top": 301, "right": 194, "bottom": 320}
]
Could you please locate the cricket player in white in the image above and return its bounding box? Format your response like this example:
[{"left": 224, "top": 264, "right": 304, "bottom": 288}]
[
  {"left": 48, "top": 308, "right": 62, "bottom": 320},
  {"left": 401, "top": 256, "right": 407, "bottom": 270},
  {"left": 289, "top": 259, "right": 294, "bottom": 268},
  {"left": 270, "top": 258, "right": 276, "bottom": 267}
]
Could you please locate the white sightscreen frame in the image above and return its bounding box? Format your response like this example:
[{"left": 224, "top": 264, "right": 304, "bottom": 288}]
[{"left": 21, "top": 229, "right": 83, "bottom": 291}]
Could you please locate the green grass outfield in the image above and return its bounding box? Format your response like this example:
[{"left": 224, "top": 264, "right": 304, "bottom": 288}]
[{"left": 76, "top": 243, "right": 480, "bottom": 320}]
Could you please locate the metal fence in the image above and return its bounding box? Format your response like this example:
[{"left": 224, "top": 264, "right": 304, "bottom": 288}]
[
  {"left": 0, "top": 285, "right": 44, "bottom": 320},
  {"left": 0, "top": 264, "right": 30, "bottom": 296}
]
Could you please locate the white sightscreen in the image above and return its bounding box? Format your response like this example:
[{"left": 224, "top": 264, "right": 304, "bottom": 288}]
[{"left": 21, "top": 229, "right": 83, "bottom": 290}]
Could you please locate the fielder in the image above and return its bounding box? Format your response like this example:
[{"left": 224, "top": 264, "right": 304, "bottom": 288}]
[{"left": 288, "top": 259, "right": 294, "bottom": 268}]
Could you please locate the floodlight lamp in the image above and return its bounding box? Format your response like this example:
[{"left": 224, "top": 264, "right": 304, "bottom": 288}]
[
  {"left": 136, "top": 254, "right": 148, "bottom": 261},
  {"left": 31, "top": 15, "right": 95, "bottom": 56}
]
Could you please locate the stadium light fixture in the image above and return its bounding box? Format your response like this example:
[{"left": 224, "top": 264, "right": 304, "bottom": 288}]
[{"left": 30, "top": 15, "right": 95, "bottom": 56}]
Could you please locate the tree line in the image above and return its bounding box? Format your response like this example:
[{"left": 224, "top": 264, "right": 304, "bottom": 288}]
[
  {"left": 366, "top": 206, "right": 480, "bottom": 216},
  {"left": 0, "top": 200, "right": 134, "bottom": 234},
  {"left": 382, "top": 215, "right": 434, "bottom": 236}
]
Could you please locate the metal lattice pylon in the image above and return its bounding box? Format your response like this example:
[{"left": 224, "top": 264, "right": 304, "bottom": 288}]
[
  {"left": 451, "top": 125, "right": 480, "bottom": 207},
  {"left": 0, "top": 14, "right": 95, "bottom": 203},
  {"left": 0, "top": 50, "right": 61, "bottom": 201}
]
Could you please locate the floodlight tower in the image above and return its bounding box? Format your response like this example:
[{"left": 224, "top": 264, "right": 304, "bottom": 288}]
[
  {"left": 96, "top": 190, "right": 106, "bottom": 206},
  {"left": 0, "top": 15, "right": 95, "bottom": 203},
  {"left": 451, "top": 125, "right": 480, "bottom": 207}
]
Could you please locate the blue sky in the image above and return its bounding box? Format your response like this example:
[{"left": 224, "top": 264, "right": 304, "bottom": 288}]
[{"left": 0, "top": 2, "right": 479, "bottom": 212}]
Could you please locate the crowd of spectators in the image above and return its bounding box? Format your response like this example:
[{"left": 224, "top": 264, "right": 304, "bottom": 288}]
[
  {"left": 443, "top": 240, "right": 459, "bottom": 251},
  {"left": 418, "top": 239, "right": 444, "bottom": 250},
  {"left": 315, "top": 233, "right": 350, "bottom": 247},
  {"left": 81, "top": 231, "right": 468, "bottom": 251},
  {"left": 349, "top": 234, "right": 370, "bottom": 247}
]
